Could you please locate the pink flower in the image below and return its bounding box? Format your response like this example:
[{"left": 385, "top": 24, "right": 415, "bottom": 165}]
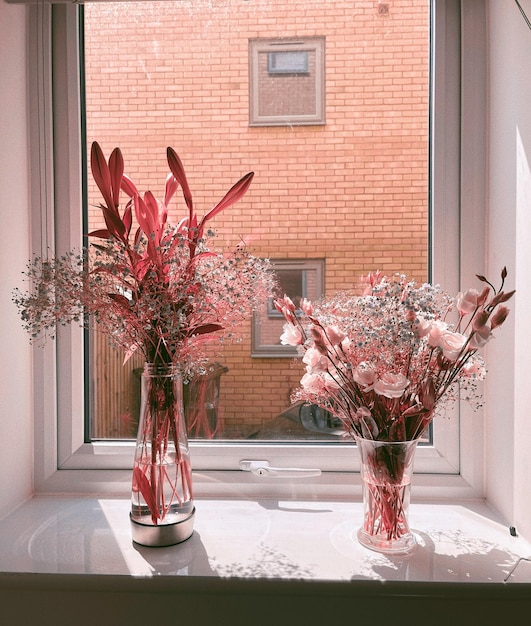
[
  {"left": 325, "top": 324, "right": 346, "bottom": 346},
  {"left": 374, "top": 372, "right": 409, "bottom": 398},
  {"left": 300, "top": 298, "right": 313, "bottom": 315},
  {"left": 353, "top": 362, "right": 377, "bottom": 390},
  {"left": 324, "top": 372, "right": 341, "bottom": 391},
  {"left": 413, "top": 315, "right": 431, "bottom": 337},
  {"left": 469, "top": 325, "right": 492, "bottom": 349},
  {"left": 427, "top": 320, "right": 448, "bottom": 348},
  {"left": 438, "top": 330, "right": 467, "bottom": 361},
  {"left": 282, "top": 295, "right": 296, "bottom": 313},
  {"left": 280, "top": 322, "right": 302, "bottom": 346},
  {"left": 310, "top": 326, "right": 328, "bottom": 353},
  {"left": 300, "top": 371, "right": 324, "bottom": 394},
  {"left": 302, "top": 346, "right": 328, "bottom": 372},
  {"left": 462, "top": 359, "right": 486, "bottom": 379},
  {"left": 472, "top": 310, "right": 490, "bottom": 332},
  {"left": 456, "top": 289, "right": 480, "bottom": 315},
  {"left": 491, "top": 305, "right": 510, "bottom": 329}
]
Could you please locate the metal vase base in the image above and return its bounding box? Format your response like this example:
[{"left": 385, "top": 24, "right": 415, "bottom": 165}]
[{"left": 130, "top": 507, "right": 195, "bottom": 547}]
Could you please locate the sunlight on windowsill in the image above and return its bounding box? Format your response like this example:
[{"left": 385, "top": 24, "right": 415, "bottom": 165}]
[{"left": 1, "top": 496, "right": 530, "bottom": 583}]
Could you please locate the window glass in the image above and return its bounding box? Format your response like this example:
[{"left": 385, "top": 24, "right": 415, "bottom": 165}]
[
  {"left": 83, "top": 0, "right": 430, "bottom": 444},
  {"left": 252, "top": 259, "right": 325, "bottom": 358}
]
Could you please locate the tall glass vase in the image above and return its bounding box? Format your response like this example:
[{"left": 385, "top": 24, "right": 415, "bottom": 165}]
[
  {"left": 356, "top": 436, "right": 418, "bottom": 555},
  {"left": 130, "top": 363, "right": 195, "bottom": 547}
]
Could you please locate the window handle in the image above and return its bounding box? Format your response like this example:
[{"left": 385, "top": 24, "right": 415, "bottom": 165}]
[{"left": 239, "top": 460, "right": 321, "bottom": 478}]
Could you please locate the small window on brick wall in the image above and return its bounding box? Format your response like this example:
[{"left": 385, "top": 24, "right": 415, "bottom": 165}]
[
  {"left": 249, "top": 37, "right": 326, "bottom": 126},
  {"left": 252, "top": 259, "right": 325, "bottom": 357}
]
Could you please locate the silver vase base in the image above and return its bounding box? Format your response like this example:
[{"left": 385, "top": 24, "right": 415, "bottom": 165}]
[
  {"left": 357, "top": 528, "right": 417, "bottom": 556},
  {"left": 130, "top": 507, "right": 195, "bottom": 547}
]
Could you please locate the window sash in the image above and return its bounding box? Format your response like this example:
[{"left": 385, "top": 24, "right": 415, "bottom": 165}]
[{"left": 30, "top": 0, "right": 486, "bottom": 499}]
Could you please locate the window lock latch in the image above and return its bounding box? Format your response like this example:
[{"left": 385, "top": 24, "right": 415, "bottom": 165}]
[{"left": 239, "top": 460, "right": 321, "bottom": 478}]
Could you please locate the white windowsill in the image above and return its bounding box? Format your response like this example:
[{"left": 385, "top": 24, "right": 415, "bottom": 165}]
[{"left": 1, "top": 495, "right": 530, "bottom": 584}]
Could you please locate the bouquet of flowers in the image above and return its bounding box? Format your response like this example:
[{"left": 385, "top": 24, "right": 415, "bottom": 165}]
[
  {"left": 13, "top": 142, "right": 274, "bottom": 531},
  {"left": 14, "top": 142, "right": 274, "bottom": 373},
  {"left": 275, "top": 269, "right": 514, "bottom": 443},
  {"left": 275, "top": 271, "right": 514, "bottom": 550}
]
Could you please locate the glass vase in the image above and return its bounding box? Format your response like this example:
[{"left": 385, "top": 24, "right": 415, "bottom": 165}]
[
  {"left": 130, "top": 363, "right": 195, "bottom": 547},
  {"left": 356, "top": 436, "right": 418, "bottom": 555}
]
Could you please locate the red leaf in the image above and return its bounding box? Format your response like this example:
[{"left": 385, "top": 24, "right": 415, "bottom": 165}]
[
  {"left": 87, "top": 229, "right": 111, "bottom": 239},
  {"left": 389, "top": 418, "right": 406, "bottom": 441},
  {"left": 122, "top": 201, "right": 133, "bottom": 238},
  {"left": 108, "top": 147, "right": 124, "bottom": 207},
  {"left": 191, "top": 323, "right": 223, "bottom": 336},
  {"left": 166, "top": 147, "right": 194, "bottom": 217},
  {"left": 108, "top": 293, "right": 131, "bottom": 308},
  {"left": 90, "top": 142, "right": 114, "bottom": 211},
  {"left": 121, "top": 174, "right": 138, "bottom": 198},
  {"left": 133, "top": 466, "right": 160, "bottom": 524},
  {"left": 100, "top": 203, "right": 126, "bottom": 241},
  {"left": 164, "top": 173, "right": 179, "bottom": 207},
  {"left": 134, "top": 194, "right": 156, "bottom": 238},
  {"left": 198, "top": 171, "right": 254, "bottom": 233}
]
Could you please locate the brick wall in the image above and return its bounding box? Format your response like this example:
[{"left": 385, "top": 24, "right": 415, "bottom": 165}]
[{"left": 84, "top": 0, "right": 430, "bottom": 437}]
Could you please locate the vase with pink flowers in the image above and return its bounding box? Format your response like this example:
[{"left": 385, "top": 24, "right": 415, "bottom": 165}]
[{"left": 275, "top": 270, "right": 514, "bottom": 554}]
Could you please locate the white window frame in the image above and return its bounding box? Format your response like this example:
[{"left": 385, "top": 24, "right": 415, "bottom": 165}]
[{"left": 29, "top": 0, "right": 487, "bottom": 501}]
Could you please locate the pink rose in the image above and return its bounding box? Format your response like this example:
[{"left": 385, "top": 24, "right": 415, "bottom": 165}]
[
  {"left": 302, "top": 346, "right": 328, "bottom": 372},
  {"left": 280, "top": 323, "right": 302, "bottom": 346},
  {"left": 438, "top": 330, "right": 467, "bottom": 361},
  {"left": 427, "top": 320, "right": 448, "bottom": 348},
  {"left": 300, "top": 371, "right": 324, "bottom": 394},
  {"left": 456, "top": 289, "right": 480, "bottom": 315},
  {"left": 353, "top": 362, "right": 377, "bottom": 390},
  {"left": 373, "top": 372, "right": 409, "bottom": 399}
]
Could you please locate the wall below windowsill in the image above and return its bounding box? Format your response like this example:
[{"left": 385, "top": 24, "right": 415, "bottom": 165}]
[{"left": 1, "top": 496, "right": 531, "bottom": 624}]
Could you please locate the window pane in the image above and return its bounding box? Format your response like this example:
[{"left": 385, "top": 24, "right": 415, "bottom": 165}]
[{"left": 83, "top": 0, "right": 430, "bottom": 443}]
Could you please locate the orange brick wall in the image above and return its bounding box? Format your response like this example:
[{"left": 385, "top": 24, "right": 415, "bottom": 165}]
[{"left": 84, "top": 0, "right": 430, "bottom": 436}]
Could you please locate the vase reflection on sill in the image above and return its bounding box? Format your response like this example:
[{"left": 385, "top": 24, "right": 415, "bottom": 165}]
[
  {"left": 130, "top": 363, "right": 195, "bottom": 547},
  {"left": 356, "top": 436, "right": 418, "bottom": 555}
]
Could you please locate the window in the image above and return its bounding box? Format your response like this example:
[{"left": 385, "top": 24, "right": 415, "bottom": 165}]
[
  {"left": 29, "top": 0, "right": 488, "bottom": 498},
  {"left": 82, "top": 0, "right": 430, "bottom": 446},
  {"left": 249, "top": 37, "right": 325, "bottom": 126},
  {"left": 252, "top": 259, "right": 325, "bottom": 358}
]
